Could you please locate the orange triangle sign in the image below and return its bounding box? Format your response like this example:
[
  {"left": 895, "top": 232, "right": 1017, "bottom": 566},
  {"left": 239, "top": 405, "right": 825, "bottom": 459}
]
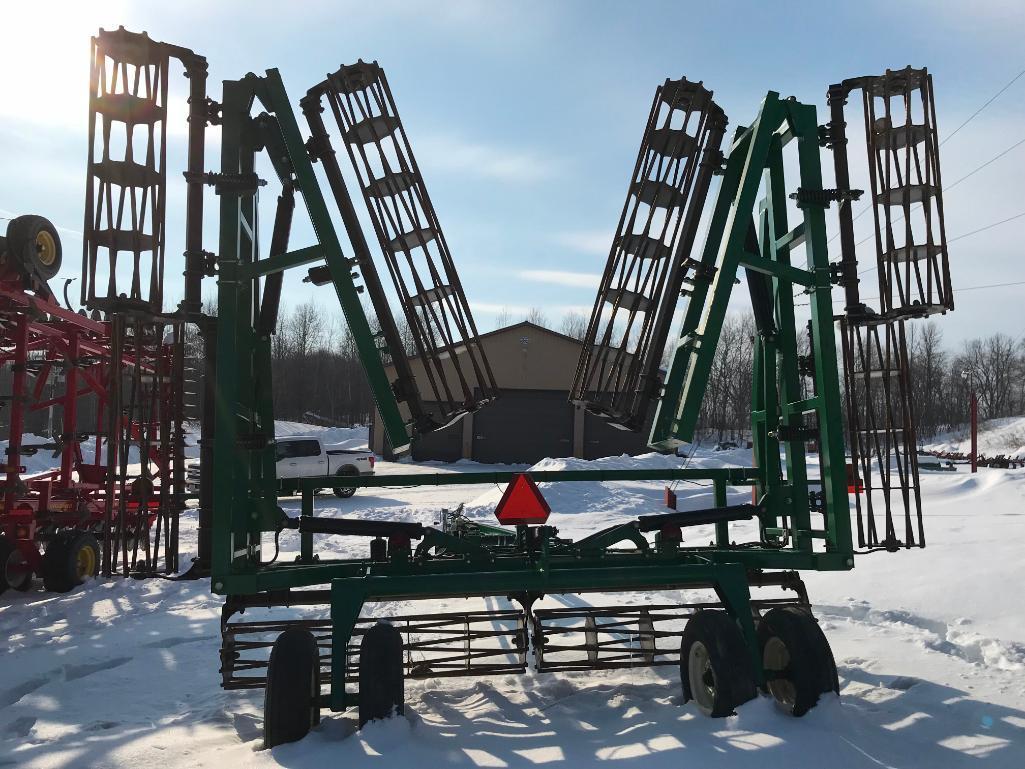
[{"left": 495, "top": 473, "right": 551, "bottom": 525}]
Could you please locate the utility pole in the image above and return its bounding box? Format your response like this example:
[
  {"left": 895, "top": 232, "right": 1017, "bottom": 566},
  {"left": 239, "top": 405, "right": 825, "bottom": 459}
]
[{"left": 961, "top": 368, "right": 978, "bottom": 473}]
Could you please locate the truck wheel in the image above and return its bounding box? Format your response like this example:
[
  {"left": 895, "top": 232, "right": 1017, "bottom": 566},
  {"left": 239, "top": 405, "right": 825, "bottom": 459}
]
[
  {"left": 5, "top": 215, "right": 62, "bottom": 280},
  {"left": 264, "top": 627, "right": 320, "bottom": 748},
  {"left": 42, "top": 531, "right": 100, "bottom": 593},
  {"left": 333, "top": 467, "right": 358, "bottom": 498},
  {"left": 1, "top": 537, "right": 33, "bottom": 594},
  {"left": 680, "top": 609, "right": 756, "bottom": 717},
  {"left": 359, "top": 621, "right": 404, "bottom": 727},
  {"left": 758, "top": 606, "right": 839, "bottom": 716}
]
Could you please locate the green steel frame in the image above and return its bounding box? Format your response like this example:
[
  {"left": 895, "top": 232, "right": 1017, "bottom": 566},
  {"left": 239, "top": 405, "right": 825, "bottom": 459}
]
[
  {"left": 210, "top": 85, "right": 856, "bottom": 711},
  {"left": 650, "top": 91, "right": 851, "bottom": 555},
  {"left": 211, "top": 69, "right": 414, "bottom": 583}
]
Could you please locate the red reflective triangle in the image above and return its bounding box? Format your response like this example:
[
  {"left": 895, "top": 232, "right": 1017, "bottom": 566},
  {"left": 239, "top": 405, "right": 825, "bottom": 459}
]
[{"left": 495, "top": 473, "right": 551, "bottom": 525}]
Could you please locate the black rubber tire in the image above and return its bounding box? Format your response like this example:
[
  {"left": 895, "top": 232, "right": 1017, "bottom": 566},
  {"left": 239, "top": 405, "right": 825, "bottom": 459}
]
[
  {"left": 758, "top": 606, "right": 839, "bottom": 717},
  {"left": 333, "top": 468, "right": 358, "bottom": 499},
  {"left": 5, "top": 215, "right": 62, "bottom": 280},
  {"left": 263, "top": 627, "right": 320, "bottom": 748},
  {"left": 41, "top": 531, "right": 100, "bottom": 593},
  {"left": 0, "top": 536, "right": 33, "bottom": 594},
  {"left": 680, "top": 609, "right": 757, "bottom": 717},
  {"left": 358, "top": 621, "right": 404, "bottom": 728}
]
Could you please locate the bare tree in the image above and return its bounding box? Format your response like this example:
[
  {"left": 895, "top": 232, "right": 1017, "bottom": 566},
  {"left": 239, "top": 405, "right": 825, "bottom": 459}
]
[
  {"left": 493, "top": 307, "right": 511, "bottom": 330},
  {"left": 525, "top": 307, "right": 549, "bottom": 328},
  {"left": 560, "top": 311, "right": 588, "bottom": 340}
]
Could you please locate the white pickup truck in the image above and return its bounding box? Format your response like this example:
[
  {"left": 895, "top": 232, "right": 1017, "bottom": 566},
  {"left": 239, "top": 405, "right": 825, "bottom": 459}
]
[{"left": 186, "top": 435, "right": 375, "bottom": 497}]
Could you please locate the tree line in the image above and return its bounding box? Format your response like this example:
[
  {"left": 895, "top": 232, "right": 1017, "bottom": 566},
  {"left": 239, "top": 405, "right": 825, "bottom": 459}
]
[
  {"left": 686, "top": 316, "right": 1025, "bottom": 443},
  {"left": 188, "top": 301, "right": 1024, "bottom": 445}
]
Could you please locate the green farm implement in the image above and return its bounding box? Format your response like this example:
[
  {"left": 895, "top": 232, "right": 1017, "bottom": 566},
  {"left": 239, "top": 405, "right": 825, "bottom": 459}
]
[{"left": 195, "top": 59, "right": 950, "bottom": 746}]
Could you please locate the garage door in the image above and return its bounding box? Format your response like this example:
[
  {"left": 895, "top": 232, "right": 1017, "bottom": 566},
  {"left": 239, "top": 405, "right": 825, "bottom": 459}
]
[
  {"left": 583, "top": 407, "right": 655, "bottom": 460},
  {"left": 410, "top": 403, "right": 465, "bottom": 462},
  {"left": 473, "top": 389, "right": 574, "bottom": 464}
]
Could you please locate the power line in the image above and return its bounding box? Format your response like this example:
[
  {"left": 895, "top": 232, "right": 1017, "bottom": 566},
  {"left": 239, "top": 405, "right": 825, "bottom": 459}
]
[
  {"left": 795, "top": 277, "right": 1025, "bottom": 308},
  {"left": 954, "top": 279, "right": 1025, "bottom": 292},
  {"left": 792, "top": 211, "right": 1025, "bottom": 306},
  {"left": 947, "top": 209, "right": 1025, "bottom": 244},
  {"left": 856, "top": 208, "right": 1025, "bottom": 274},
  {"left": 943, "top": 135, "right": 1025, "bottom": 190},
  {"left": 826, "top": 67, "right": 1025, "bottom": 244},
  {"left": 853, "top": 134, "right": 1025, "bottom": 265},
  {"left": 941, "top": 68, "right": 1025, "bottom": 145}
]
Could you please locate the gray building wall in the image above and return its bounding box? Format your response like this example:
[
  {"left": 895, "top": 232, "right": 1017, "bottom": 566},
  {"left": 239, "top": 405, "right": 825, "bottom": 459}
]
[{"left": 371, "top": 322, "right": 654, "bottom": 463}]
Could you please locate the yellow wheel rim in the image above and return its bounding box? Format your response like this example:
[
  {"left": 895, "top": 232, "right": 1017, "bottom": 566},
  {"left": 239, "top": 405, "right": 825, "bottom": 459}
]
[
  {"left": 76, "top": 544, "right": 96, "bottom": 579},
  {"left": 35, "top": 230, "right": 57, "bottom": 267}
]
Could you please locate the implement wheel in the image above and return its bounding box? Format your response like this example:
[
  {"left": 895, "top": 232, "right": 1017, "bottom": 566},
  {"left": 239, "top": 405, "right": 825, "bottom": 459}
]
[
  {"left": 680, "top": 609, "right": 756, "bottom": 717},
  {"left": 264, "top": 627, "right": 320, "bottom": 748},
  {"left": 0, "top": 537, "right": 33, "bottom": 594},
  {"left": 359, "top": 621, "right": 404, "bottom": 727},
  {"left": 41, "top": 531, "right": 99, "bottom": 593},
  {"left": 5, "top": 215, "right": 62, "bottom": 280},
  {"left": 758, "top": 606, "right": 839, "bottom": 716}
]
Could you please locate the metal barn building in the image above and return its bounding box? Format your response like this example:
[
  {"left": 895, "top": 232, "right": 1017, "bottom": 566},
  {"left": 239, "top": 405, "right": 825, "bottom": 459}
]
[{"left": 370, "top": 321, "right": 654, "bottom": 463}]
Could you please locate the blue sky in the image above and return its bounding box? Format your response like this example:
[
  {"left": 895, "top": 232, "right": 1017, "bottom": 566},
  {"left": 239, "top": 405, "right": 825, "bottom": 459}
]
[{"left": 1, "top": 0, "right": 1022, "bottom": 346}]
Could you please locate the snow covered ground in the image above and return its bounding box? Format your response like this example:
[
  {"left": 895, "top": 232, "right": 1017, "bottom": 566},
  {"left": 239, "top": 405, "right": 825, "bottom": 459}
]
[{"left": 1, "top": 436, "right": 1024, "bottom": 768}]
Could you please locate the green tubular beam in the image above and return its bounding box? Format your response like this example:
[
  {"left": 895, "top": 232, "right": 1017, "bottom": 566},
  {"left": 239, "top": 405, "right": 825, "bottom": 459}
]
[
  {"left": 784, "top": 99, "right": 851, "bottom": 556},
  {"left": 301, "top": 467, "right": 758, "bottom": 491},
  {"left": 211, "top": 69, "right": 415, "bottom": 590},
  {"left": 213, "top": 535, "right": 851, "bottom": 595},
  {"left": 647, "top": 91, "right": 852, "bottom": 562},
  {"left": 237, "top": 244, "right": 325, "bottom": 278},
  {"left": 255, "top": 70, "right": 411, "bottom": 456},
  {"left": 650, "top": 95, "right": 786, "bottom": 448},
  {"left": 212, "top": 76, "right": 260, "bottom": 580}
]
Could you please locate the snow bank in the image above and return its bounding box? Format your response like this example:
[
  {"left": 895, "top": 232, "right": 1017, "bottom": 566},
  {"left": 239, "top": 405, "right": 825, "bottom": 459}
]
[{"left": 924, "top": 415, "right": 1025, "bottom": 458}]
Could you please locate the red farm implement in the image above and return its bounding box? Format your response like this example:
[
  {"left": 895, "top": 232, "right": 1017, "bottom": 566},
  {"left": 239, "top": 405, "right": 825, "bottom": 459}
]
[
  {"left": 0, "top": 26, "right": 203, "bottom": 595},
  {"left": 0, "top": 243, "right": 186, "bottom": 594}
]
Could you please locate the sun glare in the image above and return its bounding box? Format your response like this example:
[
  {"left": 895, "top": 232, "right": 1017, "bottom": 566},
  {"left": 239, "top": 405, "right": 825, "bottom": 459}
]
[{"left": 0, "top": 3, "right": 130, "bottom": 129}]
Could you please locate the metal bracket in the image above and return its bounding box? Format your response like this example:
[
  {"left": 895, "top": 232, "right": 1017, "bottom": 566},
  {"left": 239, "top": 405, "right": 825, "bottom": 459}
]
[
  {"left": 204, "top": 97, "right": 223, "bottom": 126},
  {"left": 185, "top": 248, "right": 218, "bottom": 277},
  {"left": 788, "top": 187, "right": 863, "bottom": 209},
  {"left": 304, "top": 133, "right": 333, "bottom": 163},
  {"left": 828, "top": 262, "right": 845, "bottom": 285},
  {"left": 190, "top": 171, "right": 267, "bottom": 196},
  {"left": 772, "top": 422, "right": 818, "bottom": 442},
  {"left": 808, "top": 490, "right": 824, "bottom": 514}
]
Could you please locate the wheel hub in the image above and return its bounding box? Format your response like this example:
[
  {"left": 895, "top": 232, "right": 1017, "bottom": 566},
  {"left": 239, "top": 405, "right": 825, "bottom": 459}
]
[
  {"left": 688, "top": 640, "right": 717, "bottom": 714},
  {"left": 35, "top": 230, "right": 57, "bottom": 267},
  {"left": 4, "top": 547, "right": 30, "bottom": 586},
  {"left": 764, "top": 636, "right": 797, "bottom": 708},
  {"left": 76, "top": 543, "right": 96, "bottom": 579}
]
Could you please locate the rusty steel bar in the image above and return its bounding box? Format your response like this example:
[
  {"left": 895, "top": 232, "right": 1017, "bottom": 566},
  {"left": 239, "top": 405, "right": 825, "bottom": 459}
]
[
  {"left": 571, "top": 78, "right": 727, "bottom": 430},
  {"left": 84, "top": 26, "right": 208, "bottom": 317},
  {"left": 844, "top": 67, "right": 953, "bottom": 320},
  {"left": 304, "top": 61, "right": 499, "bottom": 433},
  {"left": 830, "top": 66, "right": 952, "bottom": 553}
]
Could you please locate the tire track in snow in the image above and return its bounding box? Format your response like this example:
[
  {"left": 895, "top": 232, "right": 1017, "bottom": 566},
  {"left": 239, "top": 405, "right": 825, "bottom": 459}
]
[{"left": 817, "top": 601, "right": 1025, "bottom": 671}]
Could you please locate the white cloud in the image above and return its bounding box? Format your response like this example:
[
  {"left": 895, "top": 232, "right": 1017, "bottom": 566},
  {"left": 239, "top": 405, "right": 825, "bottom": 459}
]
[
  {"left": 416, "top": 134, "right": 556, "bottom": 184},
  {"left": 470, "top": 302, "right": 531, "bottom": 316},
  {"left": 552, "top": 229, "right": 612, "bottom": 256},
  {"left": 517, "top": 269, "right": 601, "bottom": 289}
]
